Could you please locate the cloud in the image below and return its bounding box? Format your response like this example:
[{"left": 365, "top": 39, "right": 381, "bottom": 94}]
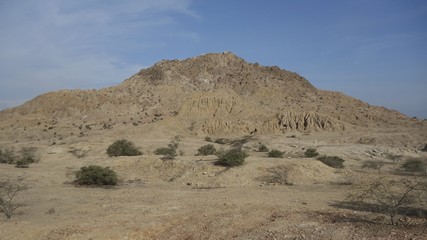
[{"left": 0, "top": 0, "right": 198, "bottom": 109}]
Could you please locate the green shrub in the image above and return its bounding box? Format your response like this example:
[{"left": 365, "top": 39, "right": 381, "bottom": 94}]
[
  {"left": 197, "top": 144, "right": 217, "bottom": 156},
  {"left": 75, "top": 165, "right": 118, "bottom": 186},
  {"left": 0, "top": 148, "right": 16, "bottom": 164},
  {"left": 258, "top": 144, "right": 269, "bottom": 152},
  {"left": 268, "top": 149, "right": 284, "bottom": 158},
  {"left": 304, "top": 148, "right": 319, "bottom": 158},
  {"left": 215, "top": 149, "right": 248, "bottom": 167},
  {"left": 154, "top": 147, "right": 177, "bottom": 160},
  {"left": 317, "top": 156, "right": 345, "bottom": 169},
  {"left": 106, "top": 139, "right": 142, "bottom": 157},
  {"left": 401, "top": 158, "right": 425, "bottom": 173}
]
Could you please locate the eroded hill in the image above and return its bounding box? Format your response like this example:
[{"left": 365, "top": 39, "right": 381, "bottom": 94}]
[{"left": 0, "top": 52, "right": 424, "bottom": 145}]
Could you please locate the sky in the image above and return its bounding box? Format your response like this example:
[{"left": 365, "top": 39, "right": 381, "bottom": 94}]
[{"left": 0, "top": 0, "right": 426, "bottom": 118}]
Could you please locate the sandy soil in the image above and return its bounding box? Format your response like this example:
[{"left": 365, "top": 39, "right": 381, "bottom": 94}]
[{"left": 1, "top": 133, "right": 426, "bottom": 239}]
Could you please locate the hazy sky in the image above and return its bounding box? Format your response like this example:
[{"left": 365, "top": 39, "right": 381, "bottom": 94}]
[{"left": 1, "top": 0, "right": 426, "bottom": 118}]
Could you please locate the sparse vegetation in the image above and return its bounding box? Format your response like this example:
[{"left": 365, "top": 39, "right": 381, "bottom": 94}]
[
  {"left": 362, "top": 160, "right": 386, "bottom": 174},
  {"left": 347, "top": 177, "right": 426, "bottom": 225},
  {"left": 196, "top": 144, "right": 217, "bottom": 156},
  {"left": 268, "top": 149, "right": 284, "bottom": 158},
  {"left": 75, "top": 165, "right": 118, "bottom": 186},
  {"left": 258, "top": 144, "right": 269, "bottom": 152},
  {"left": 215, "top": 149, "right": 248, "bottom": 167},
  {"left": 420, "top": 144, "right": 427, "bottom": 152},
  {"left": 154, "top": 139, "right": 181, "bottom": 160},
  {"left": 154, "top": 147, "right": 177, "bottom": 160},
  {"left": 106, "top": 139, "right": 142, "bottom": 157},
  {"left": 317, "top": 155, "right": 345, "bottom": 169},
  {"left": 204, "top": 136, "right": 212, "bottom": 142},
  {"left": 304, "top": 148, "right": 319, "bottom": 158},
  {"left": 0, "top": 148, "right": 16, "bottom": 164},
  {"left": 0, "top": 177, "right": 29, "bottom": 219},
  {"left": 264, "top": 165, "right": 291, "bottom": 185},
  {"left": 229, "top": 135, "right": 255, "bottom": 150},
  {"left": 214, "top": 138, "right": 229, "bottom": 145},
  {"left": 15, "top": 147, "right": 39, "bottom": 168},
  {"left": 401, "top": 158, "right": 426, "bottom": 174}
]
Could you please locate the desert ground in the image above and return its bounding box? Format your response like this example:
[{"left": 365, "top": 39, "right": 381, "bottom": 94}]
[{"left": 1, "top": 127, "right": 426, "bottom": 240}]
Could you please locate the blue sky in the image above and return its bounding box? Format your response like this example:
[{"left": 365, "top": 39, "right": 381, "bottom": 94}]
[{"left": 1, "top": 0, "right": 426, "bottom": 118}]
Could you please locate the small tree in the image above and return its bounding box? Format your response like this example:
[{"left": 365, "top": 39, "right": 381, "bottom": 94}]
[
  {"left": 304, "top": 148, "right": 319, "bottom": 158},
  {"left": 268, "top": 149, "right": 284, "bottom": 158},
  {"left": 348, "top": 177, "right": 424, "bottom": 225},
  {"left": 362, "top": 160, "right": 386, "bottom": 174},
  {"left": 106, "top": 139, "right": 142, "bottom": 157},
  {"left": 0, "top": 177, "right": 29, "bottom": 219},
  {"left": 215, "top": 149, "right": 248, "bottom": 167},
  {"left": 75, "top": 165, "right": 118, "bottom": 186},
  {"left": 197, "top": 144, "right": 217, "bottom": 156}
]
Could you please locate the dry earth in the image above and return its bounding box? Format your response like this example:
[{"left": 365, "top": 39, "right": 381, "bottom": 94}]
[
  {"left": 1, "top": 52, "right": 427, "bottom": 239},
  {"left": 1, "top": 131, "right": 426, "bottom": 239}
]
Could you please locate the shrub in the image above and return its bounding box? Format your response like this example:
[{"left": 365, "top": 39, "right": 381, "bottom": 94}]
[
  {"left": 205, "top": 136, "right": 212, "bottom": 142},
  {"left": 420, "top": 144, "right": 427, "bottom": 152},
  {"left": 268, "top": 149, "right": 284, "bottom": 158},
  {"left": 15, "top": 147, "right": 39, "bottom": 168},
  {"left": 0, "top": 177, "right": 29, "bottom": 219},
  {"left": 197, "top": 144, "right": 217, "bottom": 156},
  {"left": 304, "top": 148, "right": 319, "bottom": 158},
  {"left": 215, "top": 149, "right": 248, "bottom": 167},
  {"left": 214, "top": 138, "right": 228, "bottom": 145},
  {"left": 0, "top": 148, "right": 16, "bottom": 164},
  {"left": 106, "top": 139, "right": 142, "bottom": 157},
  {"left": 317, "top": 155, "right": 344, "bottom": 169},
  {"left": 362, "top": 160, "right": 386, "bottom": 174},
  {"left": 258, "top": 144, "right": 269, "bottom": 152},
  {"left": 401, "top": 158, "right": 426, "bottom": 173},
  {"left": 347, "top": 177, "right": 425, "bottom": 225},
  {"left": 75, "top": 165, "right": 118, "bottom": 186},
  {"left": 154, "top": 147, "right": 177, "bottom": 160}
]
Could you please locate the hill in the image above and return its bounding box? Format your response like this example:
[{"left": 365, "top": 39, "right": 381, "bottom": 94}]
[{"left": 0, "top": 52, "right": 425, "bottom": 145}]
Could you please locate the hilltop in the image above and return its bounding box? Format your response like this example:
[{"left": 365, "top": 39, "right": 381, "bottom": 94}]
[{"left": 0, "top": 52, "right": 425, "bottom": 146}]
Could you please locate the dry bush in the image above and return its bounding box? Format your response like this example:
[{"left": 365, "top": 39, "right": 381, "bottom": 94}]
[
  {"left": 264, "top": 165, "right": 291, "bottom": 185},
  {"left": 196, "top": 144, "right": 217, "bottom": 156},
  {"left": 268, "top": 149, "right": 284, "bottom": 158},
  {"left": 401, "top": 158, "right": 427, "bottom": 174},
  {"left": 304, "top": 148, "right": 319, "bottom": 158},
  {"left": 362, "top": 160, "right": 386, "bottom": 174},
  {"left": 0, "top": 177, "right": 29, "bottom": 219},
  {"left": 0, "top": 148, "right": 16, "bottom": 164},
  {"left": 258, "top": 144, "right": 269, "bottom": 152},
  {"left": 347, "top": 177, "right": 426, "bottom": 225}
]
